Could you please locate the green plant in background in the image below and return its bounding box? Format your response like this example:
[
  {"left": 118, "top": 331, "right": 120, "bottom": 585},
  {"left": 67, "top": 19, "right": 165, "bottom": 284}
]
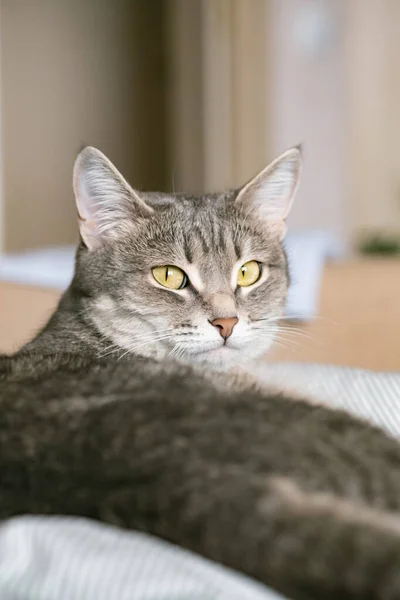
[{"left": 359, "top": 233, "right": 400, "bottom": 256}]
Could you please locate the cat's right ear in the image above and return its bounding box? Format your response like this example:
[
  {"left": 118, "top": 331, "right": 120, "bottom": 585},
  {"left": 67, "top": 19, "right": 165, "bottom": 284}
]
[
  {"left": 235, "top": 146, "right": 302, "bottom": 239},
  {"left": 73, "top": 146, "right": 153, "bottom": 250}
]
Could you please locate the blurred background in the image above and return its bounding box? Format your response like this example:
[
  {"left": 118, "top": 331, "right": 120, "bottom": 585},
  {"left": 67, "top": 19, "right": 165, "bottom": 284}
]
[{"left": 1, "top": 0, "right": 400, "bottom": 369}]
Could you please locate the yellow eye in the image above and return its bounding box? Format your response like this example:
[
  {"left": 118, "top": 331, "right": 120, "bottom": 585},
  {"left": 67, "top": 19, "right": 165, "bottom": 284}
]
[
  {"left": 152, "top": 265, "right": 188, "bottom": 290},
  {"left": 237, "top": 260, "right": 261, "bottom": 287}
]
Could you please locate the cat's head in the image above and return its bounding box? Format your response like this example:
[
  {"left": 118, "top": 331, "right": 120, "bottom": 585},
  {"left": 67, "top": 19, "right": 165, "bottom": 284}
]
[{"left": 72, "top": 146, "right": 302, "bottom": 370}]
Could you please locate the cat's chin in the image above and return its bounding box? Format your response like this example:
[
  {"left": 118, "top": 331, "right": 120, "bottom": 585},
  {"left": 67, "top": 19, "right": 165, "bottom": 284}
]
[{"left": 178, "top": 344, "right": 268, "bottom": 372}]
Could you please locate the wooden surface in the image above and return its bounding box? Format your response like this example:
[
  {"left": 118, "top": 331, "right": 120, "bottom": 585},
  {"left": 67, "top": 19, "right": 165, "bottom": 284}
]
[
  {"left": 267, "top": 259, "right": 400, "bottom": 371},
  {"left": 1, "top": 259, "right": 400, "bottom": 370},
  {"left": 0, "top": 282, "right": 60, "bottom": 354}
]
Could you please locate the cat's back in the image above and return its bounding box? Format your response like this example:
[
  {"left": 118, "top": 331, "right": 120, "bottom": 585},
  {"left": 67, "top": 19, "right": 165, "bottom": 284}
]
[{"left": 2, "top": 351, "right": 400, "bottom": 511}]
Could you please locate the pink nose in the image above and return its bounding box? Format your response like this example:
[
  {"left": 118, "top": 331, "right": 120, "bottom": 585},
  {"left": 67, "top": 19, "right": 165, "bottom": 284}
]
[{"left": 210, "top": 317, "right": 238, "bottom": 339}]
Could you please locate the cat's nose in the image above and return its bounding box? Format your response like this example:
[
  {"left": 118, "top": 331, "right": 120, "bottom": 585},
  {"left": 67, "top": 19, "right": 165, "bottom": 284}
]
[{"left": 210, "top": 317, "right": 238, "bottom": 339}]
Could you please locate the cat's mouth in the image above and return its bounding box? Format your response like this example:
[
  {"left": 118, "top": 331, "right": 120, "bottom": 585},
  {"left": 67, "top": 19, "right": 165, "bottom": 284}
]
[
  {"left": 173, "top": 325, "right": 278, "bottom": 368},
  {"left": 190, "top": 342, "right": 230, "bottom": 356},
  {"left": 188, "top": 337, "right": 246, "bottom": 359}
]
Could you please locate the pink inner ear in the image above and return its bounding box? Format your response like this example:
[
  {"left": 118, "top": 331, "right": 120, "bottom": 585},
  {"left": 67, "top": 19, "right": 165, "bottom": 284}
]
[
  {"left": 78, "top": 214, "right": 102, "bottom": 250},
  {"left": 76, "top": 185, "right": 100, "bottom": 249},
  {"left": 235, "top": 149, "right": 301, "bottom": 224},
  {"left": 269, "top": 220, "right": 287, "bottom": 240},
  {"left": 76, "top": 179, "right": 96, "bottom": 222}
]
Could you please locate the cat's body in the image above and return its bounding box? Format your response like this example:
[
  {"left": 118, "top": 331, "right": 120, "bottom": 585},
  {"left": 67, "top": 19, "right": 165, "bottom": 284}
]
[
  {"left": 2, "top": 146, "right": 400, "bottom": 600},
  {"left": 4, "top": 320, "right": 400, "bottom": 600}
]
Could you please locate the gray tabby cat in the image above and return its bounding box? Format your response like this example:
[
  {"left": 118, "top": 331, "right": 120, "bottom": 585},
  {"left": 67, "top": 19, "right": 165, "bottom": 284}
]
[{"left": 2, "top": 146, "right": 400, "bottom": 600}]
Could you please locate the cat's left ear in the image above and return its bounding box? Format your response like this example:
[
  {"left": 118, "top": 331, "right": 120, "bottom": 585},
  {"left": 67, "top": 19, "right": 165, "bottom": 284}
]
[
  {"left": 73, "top": 146, "right": 153, "bottom": 250},
  {"left": 235, "top": 146, "right": 302, "bottom": 238}
]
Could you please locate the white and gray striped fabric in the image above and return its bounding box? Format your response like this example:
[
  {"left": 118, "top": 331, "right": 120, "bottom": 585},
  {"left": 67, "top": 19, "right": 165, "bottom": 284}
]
[
  {"left": 250, "top": 362, "right": 400, "bottom": 440},
  {"left": 0, "top": 362, "right": 400, "bottom": 600},
  {"left": 0, "top": 517, "right": 284, "bottom": 600}
]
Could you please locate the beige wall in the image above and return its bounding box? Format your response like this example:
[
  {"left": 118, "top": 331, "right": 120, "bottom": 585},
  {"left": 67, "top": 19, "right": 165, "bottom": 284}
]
[
  {"left": 167, "top": 0, "right": 348, "bottom": 243},
  {"left": 1, "top": 0, "right": 166, "bottom": 252},
  {"left": 3, "top": 1, "right": 398, "bottom": 253},
  {"left": 270, "top": 0, "right": 400, "bottom": 244},
  {"left": 347, "top": 0, "right": 400, "bottom": 239},
  {"left": 201, "top": 0, "right": 269, "bottom": 190},
  {"left": 166, "top": 0, "right": 205, "bottom": 193},
  {"left": 269, "top": 0, "right": 348, "bottom": 242},
  {"left": 167, "top": 0, "right": 270, "bottom": 194}
]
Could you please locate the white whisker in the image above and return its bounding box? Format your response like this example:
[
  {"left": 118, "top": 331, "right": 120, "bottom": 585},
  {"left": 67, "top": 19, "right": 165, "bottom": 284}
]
[
  {"left": 117, "top": 333, "right": 176, "bottom": 361},
  {"left": 97, "top": 328, "right": 176, "bottom": 359}
]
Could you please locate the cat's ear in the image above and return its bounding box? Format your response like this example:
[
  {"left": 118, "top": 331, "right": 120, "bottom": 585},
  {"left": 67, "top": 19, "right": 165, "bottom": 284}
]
[
  {"left": 73, "top": 146, "right": 153, "bottom": 250},
  {"left": 235, "top": 146, "right": 302, "bottom": 238}
]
